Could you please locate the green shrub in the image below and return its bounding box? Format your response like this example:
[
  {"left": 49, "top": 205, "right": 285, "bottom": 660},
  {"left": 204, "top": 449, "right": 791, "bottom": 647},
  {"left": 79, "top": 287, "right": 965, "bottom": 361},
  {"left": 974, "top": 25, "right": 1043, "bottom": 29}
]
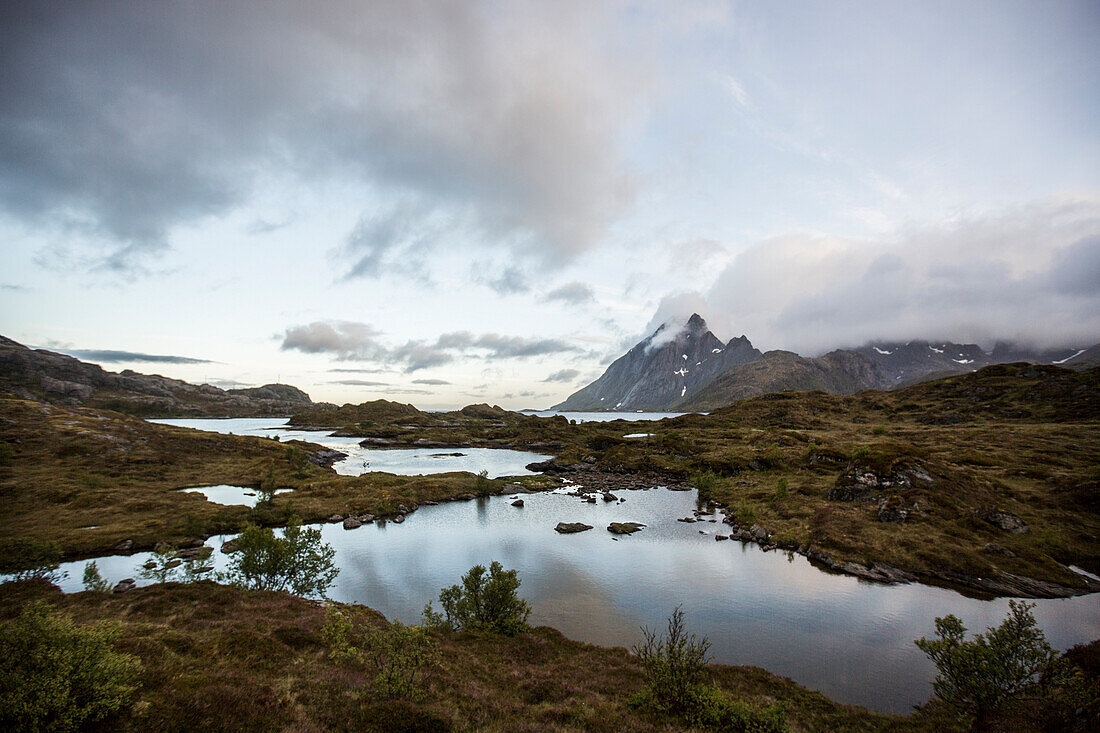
[
  {"left": 220, "top": 517, "right": 338, "bottom": 598},
  {"left": 685, "top": 686, "right": 787, "bottom": 732},
  {"left": 632, "top": 606, "right": 711, "bottom": 714},
  {"left": 321, "top": 607, "right": 433, "bottom": 700},
  {"left": 691, "top": 470, "right": 723, "bottom": 493},
  {"left": 422, "top": 561, "right": 530, "bottom": 635},
  {"left": 915, "top": 600, "right": 1058, "bottom": 730},
  {"left": 0, "top": 601, "right": 142, "bottom": 731},
  {"left": 473, "top": 469, "right": 494, "bottom": 495},
  {"left": 773, "top": 478, "right": 789, "bottom": 501}
]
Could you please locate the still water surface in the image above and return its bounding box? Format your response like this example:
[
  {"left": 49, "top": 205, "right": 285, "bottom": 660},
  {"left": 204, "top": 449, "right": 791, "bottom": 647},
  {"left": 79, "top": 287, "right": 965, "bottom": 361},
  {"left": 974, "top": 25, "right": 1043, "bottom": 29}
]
[{"left": 57, "top": 418, "right": 1090, "bottom": 714}]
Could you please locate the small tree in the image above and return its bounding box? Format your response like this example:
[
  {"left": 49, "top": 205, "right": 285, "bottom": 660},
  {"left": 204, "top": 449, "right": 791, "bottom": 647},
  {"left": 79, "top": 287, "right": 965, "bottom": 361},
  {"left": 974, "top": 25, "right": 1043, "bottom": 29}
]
[
  {"left": 0, "top": 601, "right": 142, "bottom": 731},
  {"left": 422, "top": 561, "right": 530, "bottom": 635},
  {"left": 220, "top": 517, "right": 338, "bottom": 598},
  {"left": 82, "top": 561, "right": 112, "bottom": 593},
  {"left": 321, "top": 607, "right": 433, "bottom": 700},
  {"left": 916, "top": 600, "right": 1058, "bottom": 730},
  {"left": 633, "top": 605, "right": 712, "bottom": 714}
]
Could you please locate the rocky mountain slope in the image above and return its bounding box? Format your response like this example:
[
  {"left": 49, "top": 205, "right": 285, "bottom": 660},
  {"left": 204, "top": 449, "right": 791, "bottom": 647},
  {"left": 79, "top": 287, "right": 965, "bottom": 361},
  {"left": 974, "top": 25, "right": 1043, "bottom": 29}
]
[
  {"left": 555, "top": 316, "right": 1098, "bottom": 412},
  {"left": 679, "top": 349, "right": 891, "bottom": 411},
  {"left": 0, "top": 335, "right": 311, "bottom": 417},
  {"left": 853, "top": 340, "right": 1087, "bottom": 386},
  {"left": 552, "top": 314, "right": 761, "bottom": 411}
]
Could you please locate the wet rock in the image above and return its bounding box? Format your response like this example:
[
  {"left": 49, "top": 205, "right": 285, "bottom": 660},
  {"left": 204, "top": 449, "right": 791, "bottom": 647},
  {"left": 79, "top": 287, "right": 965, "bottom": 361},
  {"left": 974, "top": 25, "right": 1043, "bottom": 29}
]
[
  {"left": 973, "top": 507, "right": 1029, "bottom": 534},
  {"left": 393, "top": 515, "right": 405, "bottom": 524},
  {"left": 328, "top": 514, "right": 344, "bottom": 523},
  {"left": 750, "top": 524, "right": 769, "bottom": 542},
  {"left": 113, "top": 539, "right": 134, "bottom": 553},
  {"left": 677, "top": 517, "right": 697, "bottom": 523},
  {"left": 715, "top": 535, "right": 729, "bottom": 541},
  {"left": 164, "top": 559, "right": 182, "bottom": 569},
  {"left": 607, "top": 522, "right": 645, "bottom": 535},
  {"left": 511, "top": 499, "right": 525, "bottom": 507},
  {"left": 602, "top": 492, "right": 617, "bottom": 502},
  {"left": 555, "top": 522, "right": 593, "bottom": 534},
  {"left": 113, "top": 578, "right": 136, "bottom": 593},
  {"left": 586, "top": 496, "right": 596, "bottom": 504},
  {"left": 308, "top": 448, "right": 348, "bottom": 468},
  {"left": 342, "top": 517, "right": 362, "bottom": 530},
  {"left": 220, "top": 538, "right": 240, "bottom": 554}
]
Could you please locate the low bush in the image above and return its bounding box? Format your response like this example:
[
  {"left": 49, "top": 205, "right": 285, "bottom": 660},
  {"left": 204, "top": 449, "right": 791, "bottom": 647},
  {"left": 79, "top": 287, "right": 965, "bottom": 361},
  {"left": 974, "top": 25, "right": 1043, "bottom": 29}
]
[
  {"left": 321, "top": 606, "right": 433, "bottom": 700},
  {"left": 1, "top": 538, "right": 66, "bottom": 582},
  {"left": 632, "top": 605, "right": 711, "bottom": 714},
  {"left": 422, "top": 561, "right": 530, "bottom": 635},
  {"left": 0, "top": 601, "right": 142, "bottom": 731}
]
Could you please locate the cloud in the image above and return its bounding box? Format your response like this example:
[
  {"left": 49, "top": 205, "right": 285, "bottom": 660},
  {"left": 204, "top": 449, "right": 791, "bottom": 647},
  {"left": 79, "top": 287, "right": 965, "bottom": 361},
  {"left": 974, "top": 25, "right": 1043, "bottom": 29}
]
[
  {"left": 544, "top": 281, "right": 595, "bottom": 305},
  {"left": 338, "top": 199, "right": 437, "bottom": 281},
  {"left": 282, "top": 320, "right": 582, "bottom": 371},
  {"left": 329, "top": 379, "right": 391, "bottom": 387},
  {"left": 475, "top": 265, "right": 530, "bottom": 295},
  {"left": 281, "top": 322, "right": 385, "bottom": 360},
  {"left": 1, "top": 284, "right": 27, "bottom": 291},
  {"left": 543, "top": 368, "right": 581, "bottom": 383},
  {"left": 61, "top": 349, "right": 216, "bottom": 365},
  {"left": 412, "top": 378, "right": 451, "bottom": 385},
  {"left": 0, "top": 1, "right": 646, "bottom": 272},
  {"left": 207, "top": 378, "right": 253, "bottom": 388},
  {"left": 657, "top": 195, "right": 1100, "bottom": 353}
]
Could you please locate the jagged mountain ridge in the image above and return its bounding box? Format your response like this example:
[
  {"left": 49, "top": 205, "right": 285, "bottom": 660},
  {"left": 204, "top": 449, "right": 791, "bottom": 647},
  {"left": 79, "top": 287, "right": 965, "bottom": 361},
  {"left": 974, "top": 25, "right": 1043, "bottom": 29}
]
[
  {"left": 0, "top": 335, "right": 312, "bottom": 417},
  {"left": 853, "top": 340, "right": 1086, "bottom": 386},
  {"left": 551, "top": 313, "right": 761, "bottom": 411},
  {"left": 555, "top": 316, "right": 1099, "bottom": 411}
]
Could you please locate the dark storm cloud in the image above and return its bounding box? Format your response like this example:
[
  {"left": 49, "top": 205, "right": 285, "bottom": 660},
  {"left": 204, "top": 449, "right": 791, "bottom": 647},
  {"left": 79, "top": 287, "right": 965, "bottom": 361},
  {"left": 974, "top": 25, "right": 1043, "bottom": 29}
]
[
  {"left": 63, "top": 349, "right": 215, "bottom": 365},
  {"left": 0, "top": 1, "right": 641, "bottom": 272},
  {"left": 543, "top": 281, "right": 595, "bottom": 305},
  {"left": 282, "top": 321, "right": 582, "bottom": 372}
]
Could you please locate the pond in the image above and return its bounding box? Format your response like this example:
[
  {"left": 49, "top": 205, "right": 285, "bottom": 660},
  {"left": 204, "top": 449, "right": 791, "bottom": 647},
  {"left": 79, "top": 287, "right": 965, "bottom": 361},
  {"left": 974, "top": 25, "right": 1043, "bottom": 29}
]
[
  {"left": 44, "top": 481, "right": 1100, "bottom": 715},
  {"left": 179, "top": 485, "right": 292, "bottom": 507},
  {"left": 150, "top": 417, "right": 551, "bottom": 478}
]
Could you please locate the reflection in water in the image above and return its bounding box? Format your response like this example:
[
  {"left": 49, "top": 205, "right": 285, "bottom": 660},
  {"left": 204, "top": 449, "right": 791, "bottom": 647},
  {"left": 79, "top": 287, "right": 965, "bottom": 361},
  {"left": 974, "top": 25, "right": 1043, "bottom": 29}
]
[{"left": 41, "top": 487, "right": 1100, "bottom": 715}]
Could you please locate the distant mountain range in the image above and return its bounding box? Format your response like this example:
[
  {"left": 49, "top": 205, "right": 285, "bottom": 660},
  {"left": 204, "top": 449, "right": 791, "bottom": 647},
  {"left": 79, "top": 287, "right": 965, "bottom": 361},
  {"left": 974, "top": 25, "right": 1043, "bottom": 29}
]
[
  {"left": 0, "top": 335, "right": 312, "bottom": 417},
  {"left": 554, "top": 315, "right": 1099, "bottom": 412}
]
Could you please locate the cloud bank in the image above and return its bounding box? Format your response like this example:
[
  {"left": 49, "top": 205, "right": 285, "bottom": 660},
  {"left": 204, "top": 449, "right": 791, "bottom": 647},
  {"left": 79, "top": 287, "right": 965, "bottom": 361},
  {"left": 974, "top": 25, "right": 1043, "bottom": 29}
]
[{"left": 647, "top": 196, "right": 1100, "bottom": 353}]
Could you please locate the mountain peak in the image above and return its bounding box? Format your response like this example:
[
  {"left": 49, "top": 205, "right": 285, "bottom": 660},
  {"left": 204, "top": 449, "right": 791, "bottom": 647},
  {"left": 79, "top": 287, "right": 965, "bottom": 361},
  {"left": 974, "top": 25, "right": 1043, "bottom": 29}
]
[{"left": 686, "top": 313, "right": 707, "bottom": 329}]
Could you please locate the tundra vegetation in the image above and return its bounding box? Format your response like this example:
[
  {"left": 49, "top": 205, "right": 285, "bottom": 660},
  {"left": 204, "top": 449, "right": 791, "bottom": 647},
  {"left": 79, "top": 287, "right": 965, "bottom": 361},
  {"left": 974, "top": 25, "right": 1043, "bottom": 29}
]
[{"left": 0, "top": 364, "right": 1097, "bottom": 729}]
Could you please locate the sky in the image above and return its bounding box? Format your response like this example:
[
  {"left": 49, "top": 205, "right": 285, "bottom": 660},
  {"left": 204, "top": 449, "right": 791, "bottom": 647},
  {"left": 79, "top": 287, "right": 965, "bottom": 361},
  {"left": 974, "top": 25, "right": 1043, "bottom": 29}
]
[{"left": 1, "top": 0, "right": 1098, "bottom": 409}]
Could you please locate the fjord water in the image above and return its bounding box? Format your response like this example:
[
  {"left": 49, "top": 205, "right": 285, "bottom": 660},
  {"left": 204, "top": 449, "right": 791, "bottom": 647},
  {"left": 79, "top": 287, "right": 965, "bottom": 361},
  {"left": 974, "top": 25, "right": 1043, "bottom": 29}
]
[{"left": 63, "top": 417, "right": 1090, "bottom": 714}]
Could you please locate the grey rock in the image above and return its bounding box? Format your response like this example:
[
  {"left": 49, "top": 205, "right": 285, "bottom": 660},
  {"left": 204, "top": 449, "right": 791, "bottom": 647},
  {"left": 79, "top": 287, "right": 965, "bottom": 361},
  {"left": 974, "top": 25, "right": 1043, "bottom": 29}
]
[
  {"left": 511, "top": 499, "right": 524, "bottom": 507},
  {"left": 113, "top": 578, "right": 136, "bottom": 593},
  {"left": 342, "top": 517, "right": 362, "bottom": 530},
  {"left": 555, "top": 522, "right": 593, "bottom": 534}
]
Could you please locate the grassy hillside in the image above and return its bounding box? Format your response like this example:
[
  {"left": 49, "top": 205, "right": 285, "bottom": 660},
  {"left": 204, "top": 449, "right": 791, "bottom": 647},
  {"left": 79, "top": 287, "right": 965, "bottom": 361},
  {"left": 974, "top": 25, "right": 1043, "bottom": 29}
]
[{"left": 0, "top": 580, "right": 922, "bottom": 732}]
